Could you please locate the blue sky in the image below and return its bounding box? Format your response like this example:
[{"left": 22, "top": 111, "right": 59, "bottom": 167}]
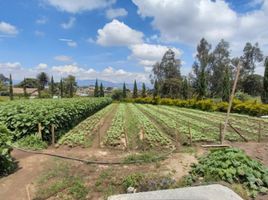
[{"left": 0, "top": 0, "right": 268, "bottom": 83}]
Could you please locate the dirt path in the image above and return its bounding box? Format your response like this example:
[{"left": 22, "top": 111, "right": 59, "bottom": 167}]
[
  {"left": 0, "top": 149, "right": 49, "bottom": 200},
  {"left": 91, "top": 104, "right": 118, "bottom": 149}
]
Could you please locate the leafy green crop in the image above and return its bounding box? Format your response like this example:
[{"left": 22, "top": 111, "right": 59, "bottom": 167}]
[
  {"left": 0, "top": 124, "right": 16, "bottom": 176},
  {"left": 186, "top": 148, "right": 268, "bottom": 198},
  {"left": 0, "top": 97, "right": 112, "bottom": 142}
]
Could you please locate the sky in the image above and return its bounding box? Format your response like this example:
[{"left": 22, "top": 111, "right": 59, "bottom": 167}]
[{"left": 0, "top": 0, "right": 268, "bottom": 84}]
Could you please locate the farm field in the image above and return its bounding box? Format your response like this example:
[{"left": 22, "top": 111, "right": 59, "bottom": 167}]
[
  {"left": 57, "top": 102, "right": 268, "bottom": 151},
  {"left": 1, "top": 101, "right": 268, "bottom": 200}
]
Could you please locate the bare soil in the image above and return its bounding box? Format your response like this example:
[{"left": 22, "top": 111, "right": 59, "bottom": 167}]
[{"left": 0, "top": 149, "right": 49, "bottom": 200}]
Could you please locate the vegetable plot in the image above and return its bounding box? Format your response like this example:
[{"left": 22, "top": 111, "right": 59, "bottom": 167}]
[
  {"left": 0, "top": 97, "right": 112, "bottom": 142},
  {"left": 129, "top": 104, "right": 172, "bottom": 149},
  {"left": 104, "top": 103, "right": 126, "bottom": 147},
  {"left": 58, "top": 104, "right": 115, "bottom": 147}
]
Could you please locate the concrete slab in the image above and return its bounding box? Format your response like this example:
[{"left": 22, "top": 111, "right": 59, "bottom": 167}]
[{"left": 108, "top": 184, "right": 244, "bottom": 200}]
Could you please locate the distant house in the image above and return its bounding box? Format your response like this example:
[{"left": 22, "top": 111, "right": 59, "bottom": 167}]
[{"left": 13, "top": 87, "right": 38, "bottom": 96}]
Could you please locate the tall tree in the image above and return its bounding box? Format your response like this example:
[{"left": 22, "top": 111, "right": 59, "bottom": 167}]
[
  {"left": 181, "top": 77, "right": 189, "bottom": 99},
  {"left": 133, "top": 80, "right": 138, "bottom": 98},
  {"left": 50, "top": 76, "right": 55, "bottom": 97},
  {"left": 153, "top": 80, "right": 159, "bottom": 98},
  {"left": 151, "top": 49, "right": 182, "bottom": 98},
  {"left": 23, "top": 78, "right": 27, "bottom": 97},
  {"left": 210, "top": 39, "right": 232, "bottom": 100},
  {"left": 94, "top": 79, "right": 99, "bottom": 97},
  {"left": 261, "top": 57, "right": 268, "bottom": 104},
  {"left": 241, "top": 42, "right": 263, "bottom": 75},
  {"left": 37, "top": 72, "right": 49, "bottom": 90},
  {"left": 242, "top": 74, "right": 263, "bottom": 97},
  {"left": 64, "top": 75, "right": 76, "bottom": 98},
  {"left": 141, "top": 83, "right": 146, "bottom": 98},
  {"left": 60, "top": 78, "right": 63, "bottom": 98},
  {"left": 9, "top": 74, "right": 13, "bottom": 100},
  {"left": 122, "top": 82, "right": 127, "bottom": 98},
  {"left": 99, "top": 83, "right": 104, "bottom": 97},
  {"left": 193, "top": 38, "right": 211, "bottom": 99}
]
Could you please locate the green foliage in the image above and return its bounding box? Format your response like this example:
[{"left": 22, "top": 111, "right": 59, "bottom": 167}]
[
  {"left": 14, "top": 135, "right": 48, "bottom": 150},
  {"left": 0, "top": 98, "right": 112, "bottom": 142},
  {"left": 126, "top": 97, "right": 268, "bottom": 116},
  {"left": 141, "top": 83, "right": 146, "bottom": 98},
  {"left": 133, "top": 80, "right": 138, "bottom": 98},
  {"left": 99, "top": 82, "right": 105, "bottom": 97},
  {"left": 0, "top": 124, "right": 16, "bottom": 176},
  {"left": 122, "top": 82, "right": 127, "bottom": 98},
  {"left": 58, "top": 104, "right": 113, "bottom": 147},
  {"left": 261, "top": 57, "right": 268, "bottom": 104},
  {"left": 94, "top": 79, "right": 99, "bottom": 97},
  {"left": 9, "top": 74, "right": 13, "bottom": 101},
  {"left": 235, "top": 90, "right": 251, "bottom": 102},
  {"left": 186, "top": 148, "right": 268, "bottom": 198}
]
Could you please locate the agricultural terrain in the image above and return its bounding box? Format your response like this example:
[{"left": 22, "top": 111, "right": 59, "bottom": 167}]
[{"left": 1, "top": 101, "right": 268, "bottom": 200}]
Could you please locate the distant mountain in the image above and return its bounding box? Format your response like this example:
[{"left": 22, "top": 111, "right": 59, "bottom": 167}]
[{"left": 77, "top": 79, "right": 152, "bottom": 89}]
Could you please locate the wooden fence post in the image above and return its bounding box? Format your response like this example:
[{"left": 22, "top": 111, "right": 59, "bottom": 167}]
[
  {"left": 188, "top": 122, "right": 192, "bottom": 146},
  {"left": 51, "top": 124, "right": 55, "bottom": 146},
  {"left": 219, "top": 123, "right": 223, "bottom": 144},
  {"left": 175, "top": 129, "right": 179, "bottom": 150},
  {"left": 124, "top": 127, "right": 128, "bottom": 151},
  {"left": 38, "top": 123, "right": 42, "bottom": 138},
  {"left": 258, "top": 121, "right": 261, "bottom": 143}
]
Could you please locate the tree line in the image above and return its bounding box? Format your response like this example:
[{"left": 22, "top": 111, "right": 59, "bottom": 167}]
[{"left": 149, "top": 38, "right": 268, "bottom": 104}]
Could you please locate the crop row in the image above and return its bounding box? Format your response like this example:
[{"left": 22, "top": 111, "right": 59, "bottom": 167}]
[
  {"left": 58, "top": 103, "right": 115, "bottom": 147},
  {"left": 0, "top": 97, "right": 112, "bottom": 141},
  {"left": 104, "top": 103, "right": 126, "bottom": 147},
  {"left": 141, "top": 104, "right": 240, "bottom": 142},
  {"left": 129, "top": 104, "right": 172, "bottom": 149},
  {"left": 163, "top": 106, "right": 268, "bottom": 141}
]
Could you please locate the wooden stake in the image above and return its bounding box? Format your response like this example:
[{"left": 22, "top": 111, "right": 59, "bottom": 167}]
[
  {"left": 258, "top": 121, "right": 261, "bottom": 143},
  {"left": 222, "top": 61, "right": 241, "bottom": 144},
  {"left": 175, "top": 129, "right": 179, "bottom": 150},
  {"left": 219, "top": 123, "right": 223, "bottom": 144},
  {"left": 188, "top": 122, "right": 192, "bottom": 146},
  {"left": 228, "top": 122, "right": 248, "bottom": 142},
  {"left": 51, "top": 124, "right": 55, "bottom": 146},
  {"left": 38, "top": 123, "right": 42, "bottom": 138},
  {"left": 98, "top": 122, "right": 101, "bottom": 148},
  {"left": 124, "top": 127, "right": 128, "bottom": 151}
]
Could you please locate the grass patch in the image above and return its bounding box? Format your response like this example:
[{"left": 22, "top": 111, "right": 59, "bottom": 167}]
[
  {"left": 34, "top": 160, "right": 88, "bottom": 200},
  {"left": 14, "top": 135, "right": 47, "bottom": 150},
  {"left": 123, "top": 152, "right": 164, "bottom": 164}
]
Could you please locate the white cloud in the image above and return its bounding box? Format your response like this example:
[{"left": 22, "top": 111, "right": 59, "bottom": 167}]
[
  {"left": 36, "top": 63, "right": 48, "bottom": 70},
  {"left": 106, "top": 8, "right": 128, "bottom": 19},
  {"left": 132, "top": 0, "right": 268, "bottom": 56},
  {"left": 0, "top": 21, "right": 18, "bottom": 35},
  {"left": 0, "top": 62, "right": 21, "bottom": 69},
  {"left": 129, "top": 43, "right": 182, "bottom": 67},
  {"left": 87, "top": 37, "right": 95, "bottom": 43},
  {"left": 36, "top": 16, "right": 48, "bottom": 24},
  {"left": 45, "top": 0, "right": 116, "bottom": 13},
  {"left": 34, "top": 30, "right": 45, "bottom": 37},
  {"left": 61, "top": 17, "right": 76, "bottom": 29},
  {"left": 59, "top": 38, "right": 77, "bottom": 47},
  {"left": 97, "top": 19, "right": 144, "bottom": 46},
  {"left": 52, "top": 64, "right": 84, "bottom": 74},
  {"left": 54, "top": 55, "right": 73, "bottom": 62}
]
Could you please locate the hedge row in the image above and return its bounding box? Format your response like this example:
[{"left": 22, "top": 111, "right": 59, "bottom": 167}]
[
  {"left": 0, "top": 97, "right": 112, "bottom": 142},
  {"left": 124, "top": 97, "right": 268, "bottom": 117}
]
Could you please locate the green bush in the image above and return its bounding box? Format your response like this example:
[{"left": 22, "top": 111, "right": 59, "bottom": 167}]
[
  {"left": 0, "top": 124, "right": 16, "bottom": 176},
  {"left": 185, "top": 148, "right": 268, "bottom": 198},
  {"left": 127, "top": 97, "right": 268, "bottom": 116}
]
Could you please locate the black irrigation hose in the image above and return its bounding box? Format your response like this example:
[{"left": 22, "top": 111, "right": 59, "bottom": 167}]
[{"left": 9, "top": 144, "right": 176, "bottom": 165}]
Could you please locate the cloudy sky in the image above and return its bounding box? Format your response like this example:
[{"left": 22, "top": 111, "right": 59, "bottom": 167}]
[{"left": 0, "top": 0, "right": 268, "bottom": 83}]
